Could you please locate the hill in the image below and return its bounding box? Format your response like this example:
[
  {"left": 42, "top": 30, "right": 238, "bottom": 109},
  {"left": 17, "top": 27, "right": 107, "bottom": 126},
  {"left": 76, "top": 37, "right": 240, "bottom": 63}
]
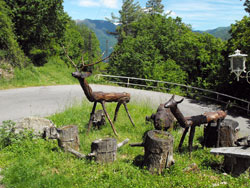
[
  {"left": 76, "top": 19, "right": 117, "bottom": 54},
  {"left": 194, "top": 26, "right": 231, "bottom": 40},
  {"left": 77, "top": 19, "right": 231, "bottom": 53}
]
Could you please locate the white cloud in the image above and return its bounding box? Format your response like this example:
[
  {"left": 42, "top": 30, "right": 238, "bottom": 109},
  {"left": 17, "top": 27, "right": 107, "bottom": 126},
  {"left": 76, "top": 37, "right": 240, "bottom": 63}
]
[
  {"left": 101, "top": 0, "right": 118, "bottom": 9},
  {"left": 77, "top": 0, "right": 118, "bottom": 8},
  {"left": 78, "top": 0, "right": 99, "bottom": 7}
]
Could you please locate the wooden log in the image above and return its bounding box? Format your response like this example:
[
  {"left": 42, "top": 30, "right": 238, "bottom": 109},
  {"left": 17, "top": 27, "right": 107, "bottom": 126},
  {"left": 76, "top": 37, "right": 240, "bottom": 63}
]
[
  {"left": 143, "top": 130, "right": 174, "bottom": 174},
  {"left": 66, "top": 147, "right": 86, "bottom": 159},
  {"left": 211, "top": 146, "right": 250, "bottom": 176},
  {"left": 203, "top": 119, "right": 239, "bottom": 147},
  {"left": 92, "top": 110, "right": 106, "bottom": 129},
  {"left": 130, "top": 130, "right": 174, "bottom": 174},
  {"left": 57, "top": 125, "right": 80, "bottom": 151},
  {"left": 90, "top": 138, "right": 117, "bottom": 163}
]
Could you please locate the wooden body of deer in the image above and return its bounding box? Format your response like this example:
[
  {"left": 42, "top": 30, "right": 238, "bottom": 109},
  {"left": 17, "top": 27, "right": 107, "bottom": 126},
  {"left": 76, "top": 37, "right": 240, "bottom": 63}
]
[
  {"left": 164, "top": 95, "right": 227, "bottom": 153},
  {"left": 145, "top": 103, "right": 175, "bottom": 131},
  {"left": 72, "top": 71, "right": 135, "bottom": 136}
]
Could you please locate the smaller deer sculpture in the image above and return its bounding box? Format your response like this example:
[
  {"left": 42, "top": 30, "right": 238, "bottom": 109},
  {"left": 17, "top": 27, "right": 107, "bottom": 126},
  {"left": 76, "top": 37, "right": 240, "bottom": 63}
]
[
  {"left": 63, "top": 46, "right": 135, "bottom": 136},
  {"left": 164, "top": 95, "right": 227, "bottom": 153}
]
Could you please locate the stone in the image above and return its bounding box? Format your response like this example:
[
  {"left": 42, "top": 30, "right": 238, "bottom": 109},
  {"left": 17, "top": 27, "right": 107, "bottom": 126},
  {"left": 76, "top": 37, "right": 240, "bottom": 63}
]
[{"left": 14, "top": 117, "right": 55, "bottom": 137}]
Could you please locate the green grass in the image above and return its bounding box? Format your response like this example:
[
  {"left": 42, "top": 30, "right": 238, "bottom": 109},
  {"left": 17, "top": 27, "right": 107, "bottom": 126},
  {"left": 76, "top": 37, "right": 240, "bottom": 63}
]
[
  {"left": 0, "top": 101, "right": 249, "bottom": 188},
  {"left": 0, "top": 57, "right": 78, "bottom": 89}
]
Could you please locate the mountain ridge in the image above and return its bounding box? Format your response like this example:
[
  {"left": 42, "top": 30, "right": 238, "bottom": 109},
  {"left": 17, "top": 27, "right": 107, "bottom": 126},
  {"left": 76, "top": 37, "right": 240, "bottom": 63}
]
[{"left": 76, "top": 19, "right": 231, "bottom": 53}]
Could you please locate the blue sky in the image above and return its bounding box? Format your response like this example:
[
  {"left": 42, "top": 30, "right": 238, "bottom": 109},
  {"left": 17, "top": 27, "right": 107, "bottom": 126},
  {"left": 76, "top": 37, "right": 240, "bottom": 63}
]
[{"left": 63, "top": 0, "right": 247, "bottom": 30}]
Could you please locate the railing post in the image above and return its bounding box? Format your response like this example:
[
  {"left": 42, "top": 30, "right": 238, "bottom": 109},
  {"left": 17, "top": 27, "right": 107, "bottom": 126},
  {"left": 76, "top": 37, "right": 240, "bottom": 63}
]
[{"left": 127, "top": 78, "right": 130, "bottom": 87}]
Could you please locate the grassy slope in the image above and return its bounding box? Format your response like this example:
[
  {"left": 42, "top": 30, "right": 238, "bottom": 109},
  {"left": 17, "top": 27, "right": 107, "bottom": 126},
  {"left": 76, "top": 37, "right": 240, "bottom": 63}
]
[
  {"left": 0, "top": 57, "right": 77, "bottom": 90},
  {"left": 0, "top": 101, "right": 249, "bottom": 188}
]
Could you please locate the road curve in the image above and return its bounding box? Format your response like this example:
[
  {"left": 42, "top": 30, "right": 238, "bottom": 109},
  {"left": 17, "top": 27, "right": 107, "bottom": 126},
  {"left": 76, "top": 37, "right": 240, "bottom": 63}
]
[{"left": 0, "top": 84, "right": 249, "bottom": 136}]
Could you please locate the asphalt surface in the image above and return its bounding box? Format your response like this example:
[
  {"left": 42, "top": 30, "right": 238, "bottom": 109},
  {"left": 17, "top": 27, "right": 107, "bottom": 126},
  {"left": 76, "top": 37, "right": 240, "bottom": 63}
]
[{"left": 0, "top": 84, "right": 249, "bottom": 136}]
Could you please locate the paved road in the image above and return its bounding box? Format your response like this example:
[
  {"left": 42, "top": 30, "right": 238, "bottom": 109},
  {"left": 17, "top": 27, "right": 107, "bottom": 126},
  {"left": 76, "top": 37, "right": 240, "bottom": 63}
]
[{"left": 0, "top": 85, "right": 249, "bottom": 136}]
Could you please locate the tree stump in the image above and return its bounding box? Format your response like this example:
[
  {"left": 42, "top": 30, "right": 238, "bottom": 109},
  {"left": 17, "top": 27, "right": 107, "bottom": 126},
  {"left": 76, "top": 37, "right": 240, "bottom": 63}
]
[
  {"left": 130, "top": 130, "right": 174, "bottom": 174},
  {"left": 203, "top": 119, "right": 239, "bottom": 147},
  {"left": 57, "top": 125, "right": 80, "bottom": 151},
  {"left": 92, "top": 110, "right": 106, "bottom": 129},
  {"left": 211, "top": 146, "right": 250, "bottom": 176},
  {"left": 90, "top": 138, "right": 117, "bottom": 163}
]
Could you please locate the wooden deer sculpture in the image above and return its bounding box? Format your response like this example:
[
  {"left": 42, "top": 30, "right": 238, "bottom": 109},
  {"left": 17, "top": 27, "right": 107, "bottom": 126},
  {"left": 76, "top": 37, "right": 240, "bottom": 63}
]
[
  {"left": 164, "top": 95, "right": 227, "bottom": 153},
  {"left": 63, "top": 47, "right": 135, "bottom": 136}
]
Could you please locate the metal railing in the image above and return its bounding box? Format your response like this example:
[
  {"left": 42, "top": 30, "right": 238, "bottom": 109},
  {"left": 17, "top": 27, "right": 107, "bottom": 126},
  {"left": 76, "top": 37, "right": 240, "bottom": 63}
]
[{"left": 96, "top": 74, "right": 250, "bottom": 114}]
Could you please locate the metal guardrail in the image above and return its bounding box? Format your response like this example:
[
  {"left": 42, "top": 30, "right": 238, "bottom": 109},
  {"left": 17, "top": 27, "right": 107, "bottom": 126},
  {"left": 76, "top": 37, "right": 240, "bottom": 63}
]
[{"left": 96, "top": 74, "right": 250, "bottom": 114}]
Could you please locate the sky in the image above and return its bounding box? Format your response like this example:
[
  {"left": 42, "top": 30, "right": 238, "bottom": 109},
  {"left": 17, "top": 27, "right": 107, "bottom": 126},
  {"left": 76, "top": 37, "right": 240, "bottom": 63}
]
[{"left": 63, "top": 0, "right": 247, "bottom": 30}]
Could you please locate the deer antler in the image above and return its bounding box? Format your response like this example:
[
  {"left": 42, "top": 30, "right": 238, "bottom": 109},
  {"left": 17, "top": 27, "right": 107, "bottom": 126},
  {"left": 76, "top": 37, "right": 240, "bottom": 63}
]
[
  {"left": 62, "top": 45, "right": 78, "bottom": 71},
  {"left": 62, "top": 45, "right": 112, "bottom": 72},
  {"left": 82, "top": 54, "right": 110, "bottom": 68}
]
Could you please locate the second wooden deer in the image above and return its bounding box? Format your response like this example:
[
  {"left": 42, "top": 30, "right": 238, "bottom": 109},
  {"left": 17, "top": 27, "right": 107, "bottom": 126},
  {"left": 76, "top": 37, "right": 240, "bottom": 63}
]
[{"left": 164, "top": 95, "right": 227, "bottom": 153}]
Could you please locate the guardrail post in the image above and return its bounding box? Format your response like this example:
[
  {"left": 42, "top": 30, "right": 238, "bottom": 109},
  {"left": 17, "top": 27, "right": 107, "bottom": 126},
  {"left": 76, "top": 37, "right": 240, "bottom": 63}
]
[
  {"left": 127, "top": 78, "right": 130, "bottom": 87},
  {"left": 248, "top": 103, "right": 250, "bottom": 114}
]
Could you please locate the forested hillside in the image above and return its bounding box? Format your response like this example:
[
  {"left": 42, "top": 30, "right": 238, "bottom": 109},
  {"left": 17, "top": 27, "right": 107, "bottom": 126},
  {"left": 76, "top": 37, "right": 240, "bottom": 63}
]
[
  {"left": 0, "top": 0, "right": 250, "bottom": 101},
  {"left": 107, "top": 0, "right": 250, "bottom": 101},
  {"left": 0, "top": 0, "right": 101, "bottom": 69},
  {"left": 76, "top": 19, "right": 230, "bottom": 54},
  {"left": 76, "top": 19, "right": 117, "bottom": 54},
  {"left": 195, "top": 26, "right": 231, "bottom": 40}
]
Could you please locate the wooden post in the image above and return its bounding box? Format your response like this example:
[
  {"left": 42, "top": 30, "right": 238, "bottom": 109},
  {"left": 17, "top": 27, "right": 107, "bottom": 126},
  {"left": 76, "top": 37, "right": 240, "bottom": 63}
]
[
  {"left": 90, "top": 138, "right": 117, "bottom": 163},
  {"left": 130, "top": 130, "right": 174, "bottom": 174},
  {"left": 203, "top": 119, "right": 239, "bottom": 147},
  {"left": 57, "top": 125, "right": 80, "bottom": 151},
  {"left": 89, "top": 138, "right": 129, "bottom": 163}
]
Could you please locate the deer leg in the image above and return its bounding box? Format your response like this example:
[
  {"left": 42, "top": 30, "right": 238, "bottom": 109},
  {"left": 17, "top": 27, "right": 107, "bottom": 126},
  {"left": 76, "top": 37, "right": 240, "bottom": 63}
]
[
  {"left": 188, "top": 125, "right": 196, "bottom": 154},
  {"left": 216, "top": 119, "right": 222, "bottom": 148},
  {"left": 203, "top": 122, "right": 211, "bottom": 148},
  {"left": 178, "top": 127, "right": 189, "bottom": 152},
  {"left": 123, "top": 102, "right": 135, "bottom": 127},
  {"left": 101, "top": 101, "right": 118, "bottom": 136},
  {"left": 87, "top": 102, "right": 97, "bottom": 135},
  {"left": 113, "top": 102, "right": 122, "bottom": 122}
]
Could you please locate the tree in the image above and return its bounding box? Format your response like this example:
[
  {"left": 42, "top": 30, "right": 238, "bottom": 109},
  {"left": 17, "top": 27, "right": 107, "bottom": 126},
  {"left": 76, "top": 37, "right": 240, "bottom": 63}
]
[
  {"left": 62, "top": 21, "right": 101, "bottom": 71},
  {"left": 223, "top": 16, "right": 250, "bottom": 100},
  {"left": 242, "top": 0, "right": 250, "bottom": 14},
  {"left": 4, "top": 0, "right": 69, "bottom": 66},
  {"left": 108, "top": 14, "right": 188, "bottom": 85},
  {"left": 108, "top": 0, "right": 142, "bottom": 44},
  {"left": 146, "top": 0, "right": 164, "bottom": 15},
  {"left": 0, "top": 0, "right": 28, "bottom": 67},
  {"left": 76, "top": 24, "right": 101, "bottom": 63}
]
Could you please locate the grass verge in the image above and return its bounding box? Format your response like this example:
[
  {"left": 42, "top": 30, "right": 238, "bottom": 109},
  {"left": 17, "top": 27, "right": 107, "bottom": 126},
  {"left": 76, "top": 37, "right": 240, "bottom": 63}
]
[
  {"left": 0, "top": 57, "right": 77, "bottom": 90},
  {"left": 0, "top": 101, "right": 249, "bottom": 188}
]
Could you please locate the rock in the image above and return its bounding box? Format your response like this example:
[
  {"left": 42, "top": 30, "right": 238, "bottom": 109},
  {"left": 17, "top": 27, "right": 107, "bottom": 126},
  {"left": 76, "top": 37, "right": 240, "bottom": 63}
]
[
  {"left": 14, "top": 117, "right": 55, "bottom": 137},
  {"left": 183, "top": 163, "right": 199, "bottom": 173}
]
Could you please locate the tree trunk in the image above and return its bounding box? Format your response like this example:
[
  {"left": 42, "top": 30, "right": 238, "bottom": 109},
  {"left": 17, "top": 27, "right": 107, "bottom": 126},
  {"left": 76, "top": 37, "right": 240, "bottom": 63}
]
[
  {"left": 204, "top": 119, "right": 239, "bottom": 147},
  {"left": 90, "top": 138, "right": 117, "bottom": 163},
  {"left": 143, "top": 130, "right": 174, "bottom": 174},
  {"left": 57, "top": 125, "right": 80, "bottom": 151}
]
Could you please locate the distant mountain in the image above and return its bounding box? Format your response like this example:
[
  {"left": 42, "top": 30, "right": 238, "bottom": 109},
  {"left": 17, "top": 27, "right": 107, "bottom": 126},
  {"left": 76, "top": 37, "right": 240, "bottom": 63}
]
[
  {"left": 76, "top": 19, "right": 117, "bottom": 54},
  {"left": 194, "top": 26, "right": 231, "bottom": 40},
  {"left": 77, "top": 19, "right": 232, "bottom": 54}
]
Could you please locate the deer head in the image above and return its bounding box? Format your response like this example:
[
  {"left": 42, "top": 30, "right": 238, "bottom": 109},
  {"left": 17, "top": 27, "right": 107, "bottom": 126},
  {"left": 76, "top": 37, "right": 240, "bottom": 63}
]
[
  {"left": 164, "top": 95, "right": 188, "bottom": 128},
  {"left": 164, "top": 95, "right": 184, "bottom": 109}
]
